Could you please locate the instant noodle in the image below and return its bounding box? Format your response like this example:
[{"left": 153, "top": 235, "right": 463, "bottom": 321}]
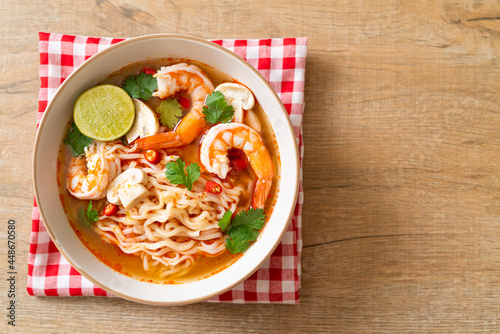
[{"left": 58, "top": 59, "right": 279, "bottom": 284}]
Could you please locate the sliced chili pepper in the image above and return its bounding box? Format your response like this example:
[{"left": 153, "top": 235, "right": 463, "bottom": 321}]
[
  {"left": 145, "top": 149, "right": 162, "bottom": 164},
  {"left": 206, "top": 181, "right": 222, "bottom": 194},
  {"left": 178, "top": 96, "right": 190, "bottom": 109},
  {"left": 142, "top": 67, "right": 156, "bottom": 75},
  {"left": 102, "top": 203, "right": 118, "bottom": 216}
]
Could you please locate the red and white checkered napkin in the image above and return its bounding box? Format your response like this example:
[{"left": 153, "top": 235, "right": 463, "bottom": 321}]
[{"left": 28, "top": 32, "right": 307, "bottom": 304}]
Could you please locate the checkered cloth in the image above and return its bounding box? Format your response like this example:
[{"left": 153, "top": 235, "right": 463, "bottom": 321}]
[{"left": 28, "top": 32, "right": 307, "bottom": 304}]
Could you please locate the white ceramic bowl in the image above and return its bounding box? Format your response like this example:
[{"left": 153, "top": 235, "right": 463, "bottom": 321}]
[{"left": 33, "top": 34, "right": 299, "bottom": 305}]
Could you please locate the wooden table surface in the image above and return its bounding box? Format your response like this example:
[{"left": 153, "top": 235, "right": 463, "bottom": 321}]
[{"left": 1, "top": 0, "right": 500, "bottom": 332}]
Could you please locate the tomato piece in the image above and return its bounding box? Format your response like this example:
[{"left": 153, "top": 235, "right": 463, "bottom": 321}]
[
  {"left": 178, "top": 96, "right": 190, "bottom": 109},
  {"left": 145, "top": 149, "right": 162, "bottom": 164},
  {"left": 228, "top": 148, "right": 245, "bottom": 160},
  {"left": 206, "top": 181, "right": 222, "bottom": 194},
  {"left": 228, "top": 148, "right": 248, "bottom": 171},
  {"left": 102, "top": 203, "right": 118, "bottom": 216},
  {"left": 231, "top": 157, "right": 248, "bottom": 171},
  {"left": 142, "top": 67, "right": 156, "bottom": 75}
]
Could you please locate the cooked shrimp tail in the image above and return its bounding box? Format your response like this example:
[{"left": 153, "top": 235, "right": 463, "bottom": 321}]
[
  {"left": 66, "top": 142, "right": 118, "bottom": 200},
  {"left": 135, "top": 110, "right": 206, "bottom": 149},
  {"left": 134, "top": 63, "right": 213, "bottom": 150},
  {"left": 135, "top": 131, "right": 182, "bottom": 149},
  {"left": 67, "top": 152, "right": 108, "bottom": 200},
  {"left": 200, "top": 123, "right": 274, "bottom": 209},
  {"left": 253, "top": 178, "right": 273, "bottom": 209}
]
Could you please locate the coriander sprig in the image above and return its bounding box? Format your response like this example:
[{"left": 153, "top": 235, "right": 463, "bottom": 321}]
[
  {"left": 203, "top": 91, "right": 234, "bottom": 124},
  {"left": 156, "top": 99, "right": 183, "bottom": 128},
  {"left": 218, "top": 208, "right": 266, "bottom": 254},
  {"left": 122, "top": 72, "right": 158, "bottom": 100},
  {"left": 85, "top": 200, "right": 99, "bottom": 223},
  {"left": 165, "top": 158, "right": 200, "bottom": 191},
  {"left": 64, "top": 122, "right": 93, "bottom": 156},
  {"left": 218, "top": 210, "right": 233, "bottom": 232}
]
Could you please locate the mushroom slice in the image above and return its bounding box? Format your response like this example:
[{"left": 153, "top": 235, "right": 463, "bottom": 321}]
[
  {"left": 244, "top": 109, "right": 262, "bottom": 132},
  {"left": 107, "top": 168, "right": 149, "bottom": 210},
  {"left": 214, "top": 83, "right": 255, "bottom": 123},
  {"left": 125, "top": 98, "right": 160, "bottom": 143}
]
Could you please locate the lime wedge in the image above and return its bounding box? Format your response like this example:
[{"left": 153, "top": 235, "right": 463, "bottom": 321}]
[{"left": 73, "top": 84, "right": 135, "bottom": 141}]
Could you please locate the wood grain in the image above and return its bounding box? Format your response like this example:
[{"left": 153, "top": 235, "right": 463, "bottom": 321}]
[{"left": 1, "top": 0, "right": 500, "bottom": 332}]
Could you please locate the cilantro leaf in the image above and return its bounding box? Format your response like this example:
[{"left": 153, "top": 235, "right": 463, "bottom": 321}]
[
  {"left": 64, "top": 122, "right": 93, "bottom": 156},
  {"left": 203, "top": 91, "right": 234, "bottom": 124},
  {"left": 225, "top": 226, "right": 254, "bottom": 254},
  {"left": 185, "top": 163, "right": 201, "bottom": 189},
  {"left": 218, "top": 210, "right": 233, "bottom": 232},
  {"left": 156, "top": 99, "right": 183, "bottom": 128},
  {"left": 122, "top": 76, "right": 141, "bottom": 98},
  {"left": 222, "top": 208, "right": 266, "bottom": 254},
  {"left": 77, "top": 208, "right": 92, "bottom": 228},
  {"left": 121, "top": 136, "right": 129, "bottom": 146},
  {"left": 165, "top": 158, "right": 187, "bottom": 185},
  {"left": 136, "top": 72, "right": 157, "bottom": 91},
  {"left": 85, "top": 200, "right": 99, "bottom": 224},
  {"left": 165, "top": 158, "right": 200, "bottom": 191},
  {"left": 229, "top": 208, "right": 265, "bottom": 231},
  {"left": 76, "top": 201, "right": 98, "bottom": 228},
  {"left": 122, "top": 72, "right": 157, "bottom": 100}
]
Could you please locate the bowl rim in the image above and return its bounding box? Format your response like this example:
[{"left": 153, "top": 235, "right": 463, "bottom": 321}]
[{"left": 32, "top": 33, "right": 300, "bottom": 305}]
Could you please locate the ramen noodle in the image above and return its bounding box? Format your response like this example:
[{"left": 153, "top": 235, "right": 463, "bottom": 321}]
[{"left": 58, "top": 59, "right": 279, "bottom": 283}]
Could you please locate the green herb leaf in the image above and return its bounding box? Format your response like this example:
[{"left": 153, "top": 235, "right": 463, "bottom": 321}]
[
  {"left": 123, "top": 76, "right": 141, "bottom": 98},
  {"left": 120, "top": 136, "right": 129, "bottom": 146},
  {"left": 64, "top": 122, "right": 93, "bottom": 156},
  {"left": 85, "top": 200, "right": 99, "bottom": 224},
  {"left": 230, "top": 208, "right": 266, "bottom": 231},
  {"left": 202, "top": 91, "right": 234, "bottom": 124},
  {"left": 225, "top": 226, "right": 254, "bottom": 254},
  {"left": 122, "top": 72, "right": 157, "bottom": 100},
  {"left": 165, "top": 158, "right": 201, "bottom": 191},
  {"left": 223, "top": 208, "right": 266, "bottom": 254},
  {"left": 218, "top": 210, "right": 233, "bottom": 232},
  {"left": 77, "top": 208, "right": 92, "bottom": 228},
  {"left": 156, "top": 99, "right": 183, "bottom": 128},
  {"left": 185, "top": 163, "right": 201, "bottom": 189}
]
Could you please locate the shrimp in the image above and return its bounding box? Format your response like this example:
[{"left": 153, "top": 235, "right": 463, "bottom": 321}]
[
  {"left": 135, "top": 63, "right": 214, "bottom": 149},
  {"left": 200, "top": 123, "right": 274, "bottom": 209},
  {"left": 66, "top": 147, "right": 113, "bottom": 200}
]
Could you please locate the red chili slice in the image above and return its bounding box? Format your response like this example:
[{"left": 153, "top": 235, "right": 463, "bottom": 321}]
[
  {"left": 102, "top": 203, "right": 118, "bottom": 216},
  {"left": 142, "top": 67, "right": 156, "bottom": 75},
  {"left": 178, "top": 96, "right": 190, "bottom": 109},
  {"left": 206, "top": 181, "right": 222, "bottom": 194},
  {"left": 145, "top": 149, "right": 162, "bottom": 164}
]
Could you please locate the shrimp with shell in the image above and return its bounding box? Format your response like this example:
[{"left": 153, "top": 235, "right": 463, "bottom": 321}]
[
  {"left": 200, "top": 123, "right": 274, "bottom": 209},
  {"left": 66, "top": 143, "right": 118, "bottom": 200},
  {"left": 135, "top": 63, "right": 214, "bottom": 149}
]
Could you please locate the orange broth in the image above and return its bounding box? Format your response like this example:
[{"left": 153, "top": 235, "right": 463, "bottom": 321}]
[{"left": 57, "top": 59, "right": 280, "bottom": 284}]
